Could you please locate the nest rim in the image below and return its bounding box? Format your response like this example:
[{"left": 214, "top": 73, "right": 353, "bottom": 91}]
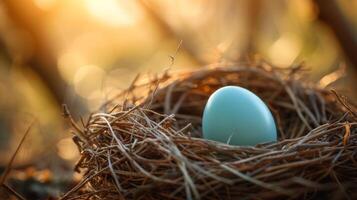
[{"left": 62, "top": 63, "right": 357, "bottom": 200}]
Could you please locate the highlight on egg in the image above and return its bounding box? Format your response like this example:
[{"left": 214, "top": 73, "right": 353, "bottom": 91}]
[{"left": 202, "top": 86, "right": 277, "bottom": 146}]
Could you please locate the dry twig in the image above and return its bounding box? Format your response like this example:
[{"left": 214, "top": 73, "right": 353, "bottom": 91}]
[{"left": 62, "top": 63, "right": 357, "bottom": 199}]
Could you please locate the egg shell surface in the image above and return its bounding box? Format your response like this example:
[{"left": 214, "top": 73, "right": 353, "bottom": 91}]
[{"left": 202, "top": 86, "right": 277, "bottom": 146}]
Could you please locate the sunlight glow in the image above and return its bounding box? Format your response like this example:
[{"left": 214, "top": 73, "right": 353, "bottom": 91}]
[
  {"left": 58, "top": 51, "right": 86, "bottom": 83},
  {"left": 74, "top": 65, "right": 106, "bottom": 98},
  {"left": 319, "top": 64, "right": 346, "bottom": 87},
  {"left": 34, "top": 0, "right": 56, "bottom": 10},
  {"left": 269, "top": 33, "right": 301, "bottom": 67},
  {"left": 57, "top": 137, "right": 79, "bottom": 160},
  {"left": 85, "top": 0, "right": 138, "bottom": 27}
]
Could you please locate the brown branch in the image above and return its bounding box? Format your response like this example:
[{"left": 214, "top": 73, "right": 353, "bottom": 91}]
[
  {"left": 243, "top": 0, "right": 263, "bottom": 55},
  {"left": 1, "top": 1, "right": 87, "bottom": 116},
  {"left": 1, "top": 184, "right": 26, "bottom": 200},
  {"left": 2, "top": 0, "right": 67, "bottom": 104},
  {"left": 314, "top": 0, "right": 357, "bottom": 70},
  {"left": 0, "top": 121, "right": 35, "bottom": 185},
  {"left": 0, "top": 121, "right": 34, "bottom": 200}
]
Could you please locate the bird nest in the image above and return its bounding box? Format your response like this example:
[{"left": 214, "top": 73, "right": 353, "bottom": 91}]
[{"left": 61, "top": 63, "right": 357, "bottom": 200}]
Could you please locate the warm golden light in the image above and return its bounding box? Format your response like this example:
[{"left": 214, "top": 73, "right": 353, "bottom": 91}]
[
  {"left": 34, "top": 0, "right": 56, "bottom": 10},
  {"left": 269, "top": 33, "right": 301, "bottom": 66},
  {"left": 74, "top": 64, "right": 106, "bottom": 98},
  {"left": 1, "top": 0, "right": 355, "bottom": 184},
  {"left": 319, "top": 64, "right": 346, "bottom": 87},
  {"left": 85, "top": 0, "right": 139, "bottom": 27},
  {"left": 58, "top": 51, "right": 86, "bottom": 83},
  {"left": 57, "top": 137, "right": 79, "bottom": 160}
]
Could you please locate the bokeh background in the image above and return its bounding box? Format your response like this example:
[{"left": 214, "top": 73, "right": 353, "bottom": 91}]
[{"left": 0, "top": 0, "right": 356, "bottom": 198}]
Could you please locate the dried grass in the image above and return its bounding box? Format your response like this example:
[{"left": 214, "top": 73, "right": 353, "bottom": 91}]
[{"left": 61, "top": 62, "right": 357, "bottom": 200}]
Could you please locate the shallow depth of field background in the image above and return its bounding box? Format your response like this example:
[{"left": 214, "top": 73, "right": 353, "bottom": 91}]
[{"left": 0, "top": 0, "right": 356, "bottom": 196}]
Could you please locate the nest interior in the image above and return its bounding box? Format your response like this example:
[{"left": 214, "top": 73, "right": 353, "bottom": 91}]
[{"left": 62, "top": 63, "right": 357, "bottom": 200}]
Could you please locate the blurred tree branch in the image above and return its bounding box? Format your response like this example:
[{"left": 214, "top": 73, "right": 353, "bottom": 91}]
[
  {"left": 138, "top": 0, "right": 207, "bottom": 66},
  {"left": 2, "top": 0, "right": 67, "bottom": 105},
  {"left": 314, "top": 0, "right": 357, "bottom": 70},
  {"left": 243, "top": 0, "right": 263, "bottom": 55},
  {"left": 1, "top": 0, "right": 86, "bottom": 116},
  {"left": 0, "top": 40, "right": 11, "bottom": 65}
]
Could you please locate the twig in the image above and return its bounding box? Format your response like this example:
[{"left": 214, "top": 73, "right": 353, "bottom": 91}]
[{"left": 0, "top": 120, "right": 35, "bottom": 185}]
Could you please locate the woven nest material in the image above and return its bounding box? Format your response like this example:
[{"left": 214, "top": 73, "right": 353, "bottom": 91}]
[{"left": 62, "top": 63, "right": 357, "bottom": 200}]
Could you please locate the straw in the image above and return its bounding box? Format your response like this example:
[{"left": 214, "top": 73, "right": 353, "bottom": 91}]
[{"left": 62, "top": 62, "right": 356, "bottom": 199}]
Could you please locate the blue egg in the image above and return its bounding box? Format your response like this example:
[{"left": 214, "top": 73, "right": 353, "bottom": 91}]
[{"left": 202, "top": 86, "right": 277, "bottom": 146}]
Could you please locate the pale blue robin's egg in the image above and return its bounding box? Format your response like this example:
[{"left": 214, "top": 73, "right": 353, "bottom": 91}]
[{"left": 202, "top": 86, "right": 277, "bottom": 146}]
